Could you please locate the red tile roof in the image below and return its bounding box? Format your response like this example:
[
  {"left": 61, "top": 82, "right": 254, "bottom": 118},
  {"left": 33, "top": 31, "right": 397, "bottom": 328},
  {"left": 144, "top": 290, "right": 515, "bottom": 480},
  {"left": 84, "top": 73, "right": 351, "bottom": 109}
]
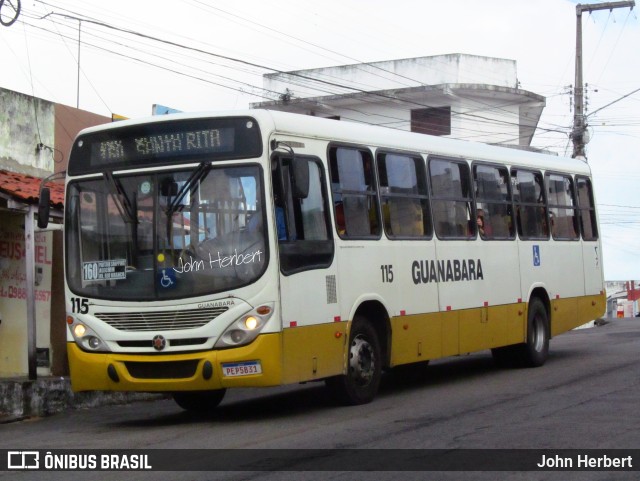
[{"left": 0, "top": 170, "right": 64, "bottom": 208}]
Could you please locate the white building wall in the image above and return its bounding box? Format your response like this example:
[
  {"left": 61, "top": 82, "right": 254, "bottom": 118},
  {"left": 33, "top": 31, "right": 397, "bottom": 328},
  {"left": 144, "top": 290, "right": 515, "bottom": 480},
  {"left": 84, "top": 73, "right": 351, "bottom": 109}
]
[
  {"left": 264, "top": 54, "right": 518, "bottom": 99},
  {"left": 0, "top": 88, "right": 55, "bottom": 177},
  {"left": 255, "top": 54, "right": 544, "bottom": 148}
]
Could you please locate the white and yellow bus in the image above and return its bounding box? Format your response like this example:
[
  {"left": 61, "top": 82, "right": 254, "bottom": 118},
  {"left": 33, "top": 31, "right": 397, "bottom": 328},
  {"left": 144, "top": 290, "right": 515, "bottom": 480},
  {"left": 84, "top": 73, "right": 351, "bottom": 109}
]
[{"left": 40, "top": 110, "right": 605, "bottom": 410}]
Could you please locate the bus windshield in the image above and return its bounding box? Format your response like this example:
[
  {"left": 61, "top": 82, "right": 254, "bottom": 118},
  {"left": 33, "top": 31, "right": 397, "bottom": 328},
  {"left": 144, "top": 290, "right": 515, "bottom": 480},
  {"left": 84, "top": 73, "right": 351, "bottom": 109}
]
[{"left": 65, "top": 164, "right": 267, "bottom": 301}]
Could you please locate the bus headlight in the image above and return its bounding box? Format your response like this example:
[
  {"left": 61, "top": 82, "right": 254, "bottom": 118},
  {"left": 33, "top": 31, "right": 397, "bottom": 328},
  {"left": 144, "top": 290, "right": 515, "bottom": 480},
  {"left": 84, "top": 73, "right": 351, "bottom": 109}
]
[
  {"left": 215, "top": 304, "right": 274, "bottom": 348},
  {"left": 68, "top": 318, "right": 111, "bottom": 352}
]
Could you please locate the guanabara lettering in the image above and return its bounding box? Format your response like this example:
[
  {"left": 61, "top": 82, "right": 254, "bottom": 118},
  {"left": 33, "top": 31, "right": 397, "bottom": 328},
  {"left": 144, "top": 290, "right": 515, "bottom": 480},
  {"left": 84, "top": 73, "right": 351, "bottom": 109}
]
[{"left": 411, "top": 259, "right": 484, "bottom": 284}]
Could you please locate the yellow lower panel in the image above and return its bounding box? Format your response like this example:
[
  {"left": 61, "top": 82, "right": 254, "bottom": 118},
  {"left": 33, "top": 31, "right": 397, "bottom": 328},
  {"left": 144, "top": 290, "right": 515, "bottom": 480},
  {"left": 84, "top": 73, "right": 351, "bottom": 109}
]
[
  {"left": 67, "top": 333, "right": 283, "bottom": 392},
  {"left": 391, "top": 302, "right": 526, "bottom": 366},
  {"left": 552, "top": 293, "right": 606, "bottom": 336},
  {"left": 282, "top": 321, "right": 347, "bottom": 384},
  {"left": 388, "top": 294, "right": 603, "bottom": 368},
  {"left": 390, "top": 313, "right": 443, "bottom": 366}
]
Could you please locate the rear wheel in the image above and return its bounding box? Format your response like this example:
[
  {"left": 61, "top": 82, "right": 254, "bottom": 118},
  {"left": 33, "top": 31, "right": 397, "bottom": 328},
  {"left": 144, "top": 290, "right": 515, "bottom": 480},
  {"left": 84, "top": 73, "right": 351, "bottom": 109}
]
[
  {"left": 326, "top": 316, "right": 381, "bottom": 405},
  {"left": 172, "top": 389, "right": 226, "bottom": 412},
  {"left": 520, "top": 297, "right": 549, "bottom": 367},
  {"left": 492, "top": 297, "right": 549, "bottom": 368}
]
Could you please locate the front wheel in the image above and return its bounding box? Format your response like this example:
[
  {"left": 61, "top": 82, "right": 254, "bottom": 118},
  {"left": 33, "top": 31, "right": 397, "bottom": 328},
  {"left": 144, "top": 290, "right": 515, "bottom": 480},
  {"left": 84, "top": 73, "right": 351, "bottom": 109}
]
[
  {"left": 325, "top": 316, "right": 382, "bottom": 405},
  {"left": 172, "top": 389, "right": 226, "bottom": 412}
]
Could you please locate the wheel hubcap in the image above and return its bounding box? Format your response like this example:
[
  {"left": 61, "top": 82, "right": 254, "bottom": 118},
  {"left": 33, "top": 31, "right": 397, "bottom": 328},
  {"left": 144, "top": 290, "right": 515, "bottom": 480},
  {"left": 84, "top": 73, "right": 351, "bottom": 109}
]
[
  {"left": 349, "top": 334, "right": 375, "bottom": 386},
  {"left": 532, "top": 315, "right": 545, "bottom": 352}
]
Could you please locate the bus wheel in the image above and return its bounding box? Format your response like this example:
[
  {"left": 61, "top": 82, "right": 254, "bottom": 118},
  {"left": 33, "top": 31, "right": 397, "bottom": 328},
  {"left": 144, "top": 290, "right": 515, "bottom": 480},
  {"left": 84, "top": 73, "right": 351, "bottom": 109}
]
[
  {"left": 492, "top": 298, "right": 549, "bottom": 368},
  {"left": 172, "top": 389, "right": 226, "bottom": 412},
  {"left": 521, "top": 297, "right": 549, "bottom": 367},
  {"left": 326, "top": 317, "right": 381, "bottom": 405}
]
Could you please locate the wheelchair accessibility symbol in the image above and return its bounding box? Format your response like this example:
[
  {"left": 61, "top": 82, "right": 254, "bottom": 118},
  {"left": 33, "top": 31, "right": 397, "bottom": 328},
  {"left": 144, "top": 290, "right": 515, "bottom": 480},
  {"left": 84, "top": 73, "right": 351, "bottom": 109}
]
[
  {"left": 158, "top": 268, "right": 176, "bottom": 288},
  {"left": 533, "top": 245, "right": 541, "bottom": 266}
]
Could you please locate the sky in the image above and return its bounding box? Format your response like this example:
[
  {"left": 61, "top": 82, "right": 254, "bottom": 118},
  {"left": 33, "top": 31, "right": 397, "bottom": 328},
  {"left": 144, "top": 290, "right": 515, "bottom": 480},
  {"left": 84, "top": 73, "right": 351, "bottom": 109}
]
[{"left": 1, "top": 0, "right": 639, "bottom": 281}]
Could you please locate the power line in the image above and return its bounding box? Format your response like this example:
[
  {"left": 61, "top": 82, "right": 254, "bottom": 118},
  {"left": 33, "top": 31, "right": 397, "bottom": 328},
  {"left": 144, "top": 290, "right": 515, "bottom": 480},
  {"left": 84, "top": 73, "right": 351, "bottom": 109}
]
[{"left": 29, "top": 9, "right": 552, "bottom": 138}]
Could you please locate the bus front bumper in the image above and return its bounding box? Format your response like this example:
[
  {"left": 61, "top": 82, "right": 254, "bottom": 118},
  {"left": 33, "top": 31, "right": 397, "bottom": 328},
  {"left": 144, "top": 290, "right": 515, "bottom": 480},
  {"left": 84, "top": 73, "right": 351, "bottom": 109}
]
[{"left": 67, "top": 333, "right": 283, "bottom": 392}]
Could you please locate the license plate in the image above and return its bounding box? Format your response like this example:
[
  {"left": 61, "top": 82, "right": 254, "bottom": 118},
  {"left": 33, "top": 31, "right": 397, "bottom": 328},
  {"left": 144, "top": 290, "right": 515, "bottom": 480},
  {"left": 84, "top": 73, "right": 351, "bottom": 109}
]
[{"left": 221, "top": 361, "right": 262, "bottom": 377}]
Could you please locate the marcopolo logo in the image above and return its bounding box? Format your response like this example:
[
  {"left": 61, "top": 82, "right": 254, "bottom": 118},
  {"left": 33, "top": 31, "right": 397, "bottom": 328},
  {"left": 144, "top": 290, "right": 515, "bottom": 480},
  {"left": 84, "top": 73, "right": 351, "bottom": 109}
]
[{"left": 8, "top": 451, "right": 40, "bottom": 469}]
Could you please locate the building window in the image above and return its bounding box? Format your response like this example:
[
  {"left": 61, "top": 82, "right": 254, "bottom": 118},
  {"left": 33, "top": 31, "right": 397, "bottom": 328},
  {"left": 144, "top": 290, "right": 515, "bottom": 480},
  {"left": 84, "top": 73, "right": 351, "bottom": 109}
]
[{"left": 411, "top": 107, "right": 451, "bottom": 136}]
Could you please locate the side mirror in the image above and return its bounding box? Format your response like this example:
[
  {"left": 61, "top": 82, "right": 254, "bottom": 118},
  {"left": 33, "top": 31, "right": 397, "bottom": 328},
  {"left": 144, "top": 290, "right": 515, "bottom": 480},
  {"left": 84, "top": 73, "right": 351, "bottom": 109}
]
[
  {"left": 291, "top": 158, "right": 309, "bottom": 199},
  {"left": 37, "top": 187, "right": 51, "bottom": 229}
]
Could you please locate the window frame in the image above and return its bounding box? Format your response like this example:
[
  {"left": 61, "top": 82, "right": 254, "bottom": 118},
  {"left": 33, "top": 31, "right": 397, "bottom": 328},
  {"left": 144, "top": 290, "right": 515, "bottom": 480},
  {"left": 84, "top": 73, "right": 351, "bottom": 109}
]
[
  {"left": 271, "top": 153, "right": 335, "bottom": 276},
  {"left": 328, "top": 143, "right": 381, "bottom": 240},
  {"left": 545, "top": 171, "right": 580, "bottom": 241},
  {"left": 376, "top": 149, "right": 432, "bottom": 240},
  {"left": 575, "top": 175, "right": 599, "bottom": 241},
  {"left": 472, "top": 161, "right": 516, "bottom": 241},
  {"left": 511, "top": 168, "right": 550, "bottom": 241},
  {"left": 428, "top": 156, "right": 476, "bottom": 240}
]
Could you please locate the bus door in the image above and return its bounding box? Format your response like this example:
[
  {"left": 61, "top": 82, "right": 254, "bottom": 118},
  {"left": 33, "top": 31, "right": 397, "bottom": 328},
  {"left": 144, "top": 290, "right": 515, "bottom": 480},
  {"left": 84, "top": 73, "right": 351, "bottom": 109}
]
[{"left": 271, "top": 154, "right": 341, "bottom": 384}]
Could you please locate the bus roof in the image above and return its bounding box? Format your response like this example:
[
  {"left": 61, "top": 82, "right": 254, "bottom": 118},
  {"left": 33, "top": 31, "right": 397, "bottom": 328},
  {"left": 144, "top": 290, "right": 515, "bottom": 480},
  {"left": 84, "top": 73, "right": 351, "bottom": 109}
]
[{"left": 76, "top": 109, "right": 591, "bottom": 176}]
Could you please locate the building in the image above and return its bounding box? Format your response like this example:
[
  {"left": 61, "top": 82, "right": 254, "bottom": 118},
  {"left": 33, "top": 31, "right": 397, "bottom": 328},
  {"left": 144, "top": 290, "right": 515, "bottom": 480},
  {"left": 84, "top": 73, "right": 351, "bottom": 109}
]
[
  {"left": 252, "top": 53, "right": 546, "bottom": 150},
  {"left": 0, "top": 87, "right": 109, "bottom": 378},
  {"left": 605, "top": 280, "right": 640, "bottom": 318}
]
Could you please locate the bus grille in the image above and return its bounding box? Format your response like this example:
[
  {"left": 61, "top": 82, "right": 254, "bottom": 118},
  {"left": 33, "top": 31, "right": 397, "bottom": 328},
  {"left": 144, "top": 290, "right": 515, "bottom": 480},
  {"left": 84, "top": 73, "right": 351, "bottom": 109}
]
[
  {"left": 95, "top": 307, "right": 229, "bottom": 331},
  {"left": 124, "top": 360, "right": 199, "bottom": 379}
]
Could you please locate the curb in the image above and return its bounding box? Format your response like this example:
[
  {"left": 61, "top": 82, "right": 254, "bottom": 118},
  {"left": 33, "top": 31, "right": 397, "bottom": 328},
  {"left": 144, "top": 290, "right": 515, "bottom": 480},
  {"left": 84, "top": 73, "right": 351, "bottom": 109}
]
[{"left": 0, "top": 377, "right": 166, "bottom": 422}]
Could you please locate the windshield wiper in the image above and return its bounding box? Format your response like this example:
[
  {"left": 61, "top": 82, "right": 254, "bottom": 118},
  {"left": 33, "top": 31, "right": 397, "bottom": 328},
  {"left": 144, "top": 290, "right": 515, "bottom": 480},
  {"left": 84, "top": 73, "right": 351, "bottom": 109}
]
[
  {"left": 103, "top": 171, "right": 136, "bottom": 224},
  {"left": 166, "top": 162, "right": 212, "bottom": 217}
]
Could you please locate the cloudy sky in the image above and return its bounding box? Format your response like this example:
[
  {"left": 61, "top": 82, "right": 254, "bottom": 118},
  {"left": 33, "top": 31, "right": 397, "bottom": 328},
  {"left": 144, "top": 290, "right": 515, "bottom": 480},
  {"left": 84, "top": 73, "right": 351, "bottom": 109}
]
[{"left": 1, "top": 0, "right": 639, "bottom": 281}]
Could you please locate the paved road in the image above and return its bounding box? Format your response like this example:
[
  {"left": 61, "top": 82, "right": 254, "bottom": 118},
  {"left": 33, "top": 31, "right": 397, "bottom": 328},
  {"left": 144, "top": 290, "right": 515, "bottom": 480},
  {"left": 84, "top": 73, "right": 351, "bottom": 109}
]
[{"left": 1, "top": 318, "right": 639, "bottom": 480}]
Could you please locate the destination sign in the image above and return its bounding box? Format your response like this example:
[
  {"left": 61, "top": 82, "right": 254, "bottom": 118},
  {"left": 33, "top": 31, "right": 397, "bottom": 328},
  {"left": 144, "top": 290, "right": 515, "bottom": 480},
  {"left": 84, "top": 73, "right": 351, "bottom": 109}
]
[
  {"left": 96, "top": 128, "right": 234, "bottom": 163},
  {"left": 68, "top": 117, "right": 262, "bottom": 175}
]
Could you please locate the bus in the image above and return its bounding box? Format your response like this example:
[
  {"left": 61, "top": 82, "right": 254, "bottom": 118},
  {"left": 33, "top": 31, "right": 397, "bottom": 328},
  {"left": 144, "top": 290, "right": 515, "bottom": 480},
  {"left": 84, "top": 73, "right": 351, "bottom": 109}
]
[{"left": 38, "top": 109, "right": 605, "bottom": 411}]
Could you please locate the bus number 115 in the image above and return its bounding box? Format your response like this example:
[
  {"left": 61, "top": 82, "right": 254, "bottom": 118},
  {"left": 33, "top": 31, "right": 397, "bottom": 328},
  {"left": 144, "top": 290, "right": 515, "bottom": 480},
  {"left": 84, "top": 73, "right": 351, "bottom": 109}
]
[{"left": 381, "top": 264, "right": 394, "bottom": 283}]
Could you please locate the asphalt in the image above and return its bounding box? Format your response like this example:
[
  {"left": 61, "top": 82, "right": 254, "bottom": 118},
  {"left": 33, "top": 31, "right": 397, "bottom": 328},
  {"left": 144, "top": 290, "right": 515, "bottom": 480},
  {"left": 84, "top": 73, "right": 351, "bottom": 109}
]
[{"left": 0, "top": 319, "right": 607, "bottom": 424}]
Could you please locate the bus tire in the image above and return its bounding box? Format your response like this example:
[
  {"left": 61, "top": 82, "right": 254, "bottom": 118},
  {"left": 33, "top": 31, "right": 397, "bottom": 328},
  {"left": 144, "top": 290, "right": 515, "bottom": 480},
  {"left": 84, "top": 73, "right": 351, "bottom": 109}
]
[
  {"left": 492, "top": 298, "right": 549, "bottom": 368},
  {"left": 172, "top": 389, "right": 226, "bottom": 412},
  {"left": 325, "top": 316, "right": 382, "bottom": 405},
  {"left": 520, "top": 297, "right": 549, "bottom": 367}
]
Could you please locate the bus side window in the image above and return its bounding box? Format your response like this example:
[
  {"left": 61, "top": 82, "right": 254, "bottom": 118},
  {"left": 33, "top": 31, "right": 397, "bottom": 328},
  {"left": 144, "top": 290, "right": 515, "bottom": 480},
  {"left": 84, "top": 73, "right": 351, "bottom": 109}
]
[
  {"left": 473, "top": 163, "right": 515, "bottom": 240},
  {"left": 512, "top": 169, "right": 548, "bottom": 240},
  {"left": 429, "top": 157, "right": 474, "bottom": 239},
  {"left": 576, "top": 176, "right": 598, "bottom": 241},
  {"left": 273, "top": 155, "right": 334, "bottom": 274},
  {"left": 329, "top": 146, "right": 380, "bottom": 239},
  {"left": 546, "top": 173, "right": 579, "bottom": 240},
  {"left": 377, "top": 152, "right": 431, "bottom": 239}
]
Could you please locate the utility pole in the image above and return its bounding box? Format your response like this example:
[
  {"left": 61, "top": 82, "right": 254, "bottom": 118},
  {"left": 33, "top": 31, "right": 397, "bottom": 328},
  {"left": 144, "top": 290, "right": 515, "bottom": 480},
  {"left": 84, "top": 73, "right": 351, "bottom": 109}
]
[{"left": 571, "top": 1, "right": 635, "bottom": 159}]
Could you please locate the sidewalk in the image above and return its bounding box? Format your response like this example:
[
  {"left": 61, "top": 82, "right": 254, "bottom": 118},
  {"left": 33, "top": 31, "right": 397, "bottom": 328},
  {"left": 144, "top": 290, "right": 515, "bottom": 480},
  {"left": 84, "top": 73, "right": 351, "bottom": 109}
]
[{"left": 0, "top": 377, "right": 165, "bottom": 423}]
